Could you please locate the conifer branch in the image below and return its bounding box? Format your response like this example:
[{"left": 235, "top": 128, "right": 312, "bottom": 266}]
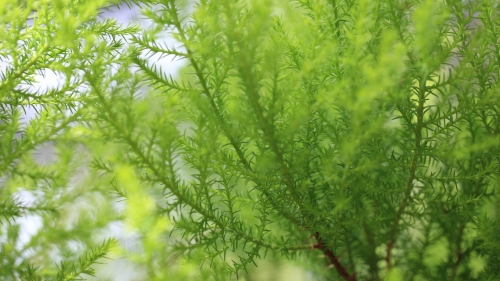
[
  {"left": 234, "top": 43, "right": 301, "bottom": 208},
  {"left": 91, "top": 81, "right": 307, "bottom": 253},
  {"left": 164, "top": 1, "right": 251, "bottom": 172},
  {"left": 0, "top": 113, "right": 81, "bottom": 172},
  {"left": 386, "top": 75, "right": 427, "bottom": 268},
  {"left": 163, "top": 0, "right": 303, "bottom": 224},
  {"left": 0, "top": 42, "right": 49, "bottom": 92}
]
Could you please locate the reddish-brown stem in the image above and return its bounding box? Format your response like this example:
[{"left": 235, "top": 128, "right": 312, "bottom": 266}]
[
  {"left": 313, "top": 232, "right": 357, "bottom": 281},
  {"left": 449, "top": 223, "right": 465, "bottom": 281}
]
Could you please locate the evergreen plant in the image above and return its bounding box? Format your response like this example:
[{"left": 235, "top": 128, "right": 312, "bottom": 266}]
[{"left": 1, "top": 0, "right": 500, "bottom": 280}]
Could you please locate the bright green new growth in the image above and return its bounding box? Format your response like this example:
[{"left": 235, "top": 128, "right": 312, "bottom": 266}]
[
  {"left": 1, "top": 0, "right": 137, "bottom": 279},
  {"left": 1, "top": 0, "right": 500, "bottom": 280}
]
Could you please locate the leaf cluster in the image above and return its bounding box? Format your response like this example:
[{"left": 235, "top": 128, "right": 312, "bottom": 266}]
[{"left": 1, "top": 0, "right": 500, "bottom": 280}]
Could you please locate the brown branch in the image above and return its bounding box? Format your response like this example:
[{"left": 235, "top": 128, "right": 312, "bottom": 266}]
[
  {"left": 449, "top": 223, "right": 465, "bottom": 281},
  {"left": 313, "top": 232, "right": 357, "bottom": 281}
]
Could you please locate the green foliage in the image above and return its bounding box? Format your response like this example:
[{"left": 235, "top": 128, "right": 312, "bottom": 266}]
[
  {"left": 2, "top": 0, "right": 500, "bottom": 280},
  {"left": 0, "top": 0, "right": 137, "bottom": 279}
]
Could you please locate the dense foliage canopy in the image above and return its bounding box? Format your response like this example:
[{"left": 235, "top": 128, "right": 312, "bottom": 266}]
[{"left": 1, "top": 0, "right": 499, "bottom": 280}]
